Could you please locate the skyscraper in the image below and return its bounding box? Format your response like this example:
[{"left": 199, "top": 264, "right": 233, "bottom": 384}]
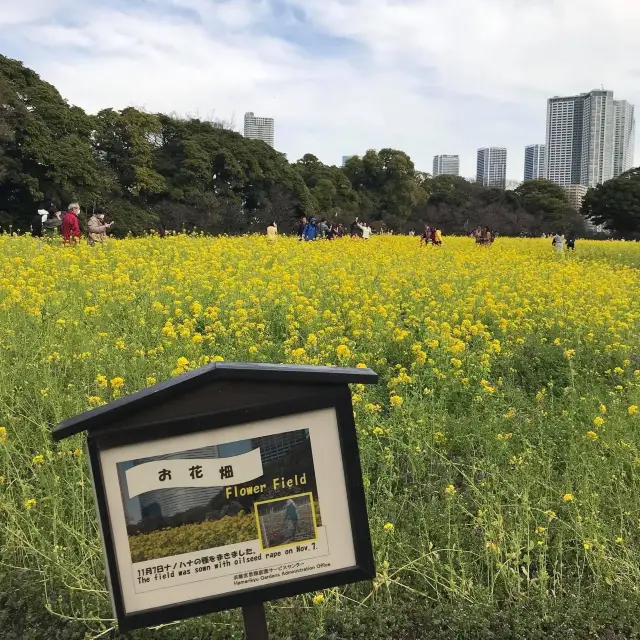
[
  {"left": 543, "top": 90, "right": 635, "bottom": 188},
  {"left": 244, "top": 112, "right": 275, "bottom": 147},
  {"left": 524, "top": 144, "right": 546, "bottom": 181},
  {"left": 476, "top": 148, "right": 507, "bottom": 188},
  {"left": 613, "top": 100, "right": 635, "bottom": 178},
  {"left": 432, "top": 155, "right": 460, "bottom": 177}
]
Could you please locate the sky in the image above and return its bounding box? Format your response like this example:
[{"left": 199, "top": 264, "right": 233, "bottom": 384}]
[{"left": 2, "top": 0, "right": 640, "bottom": 181}]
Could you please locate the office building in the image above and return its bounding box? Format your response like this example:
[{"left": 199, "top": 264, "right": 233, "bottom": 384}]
[
  {"left": 566, "top": 184, "right": 588, "bottom": 211},
  {"left": 432, "top": 155, "right": 460, "bottom": 177},
  {"left": 244, "top": 112, "right": 275, "bottom": 147},
  {"left": 342, "top": 155, "right": 355, "bottom": 166},
  {"left": 613, "top": 100, "right": 635, "bottom": 178},
  {"left": 251, "top": 431, "right": 309, "bottom": 466},
  {"left": 544, "top": 90, "right": 635, "bottom": 188},
  {"left": 524, "top": 144, "right": 546, "bottom": 181},
  {"left": 476, "top": 148, "right": 507, "bottom": 188}
]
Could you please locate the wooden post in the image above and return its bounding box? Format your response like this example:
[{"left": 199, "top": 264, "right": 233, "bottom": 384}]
[{"left": 242, "top": 603, "right": 269, "bottom": 640}]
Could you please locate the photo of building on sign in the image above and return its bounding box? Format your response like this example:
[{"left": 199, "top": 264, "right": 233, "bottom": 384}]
[
  {"left": 116, "top": 428, "right": 322, "bottom": 562},
  {"left": 255, "top": 492, "right": 318, "bottom": 550}
]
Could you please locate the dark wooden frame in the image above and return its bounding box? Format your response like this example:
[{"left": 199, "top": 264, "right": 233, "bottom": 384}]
[{"left": 58, "top": 365, "right": 376, "bottom": 632}]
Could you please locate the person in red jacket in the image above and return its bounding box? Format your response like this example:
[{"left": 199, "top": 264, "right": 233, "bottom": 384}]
[{"left": 62, "top": 203, "right": 81, "bottom": 244}]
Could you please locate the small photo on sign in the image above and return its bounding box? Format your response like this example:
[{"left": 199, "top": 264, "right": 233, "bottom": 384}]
[
  {"left": 115, "top": 428, "right": 321, "bottom": 563},
  {"left": 254, "top": 492, "right": 318, "bottom": 551}
]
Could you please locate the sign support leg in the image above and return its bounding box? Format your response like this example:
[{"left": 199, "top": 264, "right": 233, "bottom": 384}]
[{"left": 242, "top": 603, "right": 269, "bottom": 639}]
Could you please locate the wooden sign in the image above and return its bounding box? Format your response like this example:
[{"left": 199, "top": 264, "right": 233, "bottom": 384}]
[{"left": 53, "top": 362, "right": 378, "bottom": 635}]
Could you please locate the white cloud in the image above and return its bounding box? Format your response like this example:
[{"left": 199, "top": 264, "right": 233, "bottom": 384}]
[{"left": 2, "top": 0, "right": 640, "bottom": 179}]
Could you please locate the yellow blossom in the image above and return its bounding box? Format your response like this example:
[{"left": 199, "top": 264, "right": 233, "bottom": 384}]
[
  {"left": 390, "top": 395, "right": 403, "bottom": 407},
  {"left": 0, "top": 427, "right": 6, "bottom": 444},
  {"left": 312, "top": 593, "right": 325, "bottom": 605},
  {"left": 96, "top": 374, "right": 108, "bottom": 388},
  {"left": 445, "top": 484, "right": 456, "bottom": 496},
  {"left": 146, "top": 377, "right": 157, "bottom": 386},
  {"left": 563, "top": 493, "right": 574, "bottom": 502},
  {"left": 336, "top": 344, "right": 352, "bottom": 359},
  {"left": 24, "top": 499, "right": 36, "bottom": 510},
  {"left": 383, "top": 522, "right": 395, "bottom": 532},
  {"left": 593, "top": 416, "right": 605, "bottom": 427},
  {"left": 629, "top": 405, "right": 638, "bottom": 416},
  {"left": 586, "top": 431, "right": 598, "bottom": 440},
  {"left": 110, "top": 377, "right": 125, "bottom": 389},
  {"left": 32, "top": 454, "right": 44, "bottom": 466}
]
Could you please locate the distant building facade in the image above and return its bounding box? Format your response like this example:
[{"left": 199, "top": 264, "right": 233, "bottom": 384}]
[
  {"left": 566, "top": 184, "right": 588, "bottom": 211},
  {"left": 342, "top": 155, "right": 355, "bottom": 166},
  {"left": 432, "top": 155, "right": 460, "bottom": 177},
  {"left": 476, "top": 147, "right": 507, "bottom": 188},
  {"left": 544, "top": 90, "right": 635, "bottom": 188},
  {"left": 524, "top": 144, "right": 546, "bottom": 181},
  {"left": 244, "top": 112, "right": 275, "bottom": 147},
  {"left": 613, "top": 100, "right": 635, "bottom": 178}
]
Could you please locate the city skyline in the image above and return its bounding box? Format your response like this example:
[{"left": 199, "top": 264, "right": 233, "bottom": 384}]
[{"left": 6, "top": 2, "right": 640, "bottom": 184}]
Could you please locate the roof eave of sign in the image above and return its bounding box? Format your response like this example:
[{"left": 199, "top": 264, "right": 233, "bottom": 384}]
[{"left": 52, "top": 362, "right": 378, "bottom": 441}]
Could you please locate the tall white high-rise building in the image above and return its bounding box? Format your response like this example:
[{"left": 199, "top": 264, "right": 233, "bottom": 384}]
[
  {"left": 244, "top": 112, "right": 275, "bottom": 147},
  {"left": 342, "top": 155, "right": 355, "bottom": 167},
  {"left": 524, "top": 144, "right": 546, "bottom": 181},
  {"left": 432, "top": 155, "right": 460, "bottom": 177},
  {"left": 544, "top": 90, "right": 636, "bottom": 188},
  {"left": 613, "top": 100, "right": 635, "bottom": 178},
  {"left": 476, "top": 148, "right": 507, "bottom": 188}
]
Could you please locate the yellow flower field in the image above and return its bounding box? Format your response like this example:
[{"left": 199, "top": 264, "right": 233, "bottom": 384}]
[{"left": 0, "top": 234, "right": 639, "bottom": 636}]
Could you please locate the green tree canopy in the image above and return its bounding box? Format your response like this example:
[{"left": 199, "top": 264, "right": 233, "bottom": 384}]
[
  {"left": 514, "top": 179, "right": 573, "bottom": 233},
  {"left": 582, "top": 168, "right": 640, "bottom": 236}
]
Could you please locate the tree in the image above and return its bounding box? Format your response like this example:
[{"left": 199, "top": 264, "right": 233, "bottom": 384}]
[
  {"left": 514, "top": 179, "right": 573, "bottom": 233},
  {"left": 0, "top": 55, "right": 102, "bottom": 225},
  {"left": 582, "top": 168, "right": 640, "bottom": 236}
]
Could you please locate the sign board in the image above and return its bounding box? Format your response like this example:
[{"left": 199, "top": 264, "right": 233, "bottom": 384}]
[{"left": 53, "top": 362, "right": 378, "bottom": 633}]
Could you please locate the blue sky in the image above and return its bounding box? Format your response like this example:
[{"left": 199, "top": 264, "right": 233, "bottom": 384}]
[{"left": 2, "top": 0, "right": 639, "bottom": 180}]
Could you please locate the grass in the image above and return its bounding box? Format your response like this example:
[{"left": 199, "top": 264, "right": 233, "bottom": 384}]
[{"left": 0, "top": 234, "right": 639, "bottom": 638}]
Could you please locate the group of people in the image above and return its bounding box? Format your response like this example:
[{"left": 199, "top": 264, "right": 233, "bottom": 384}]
[
  {"left": 295, "top": 216, "right": 373, "bottom": 241},
  {"left": 420, "top": 225, "right": 443, "bottom": 246},
  {"left": 551, "top": 233, "right": 576, "bottom": 253},
  {"left": 472, "top": 226, "right": 495, "bottom": 245},
  {"left": 31, "top": 203, "right": 114, "bottom": 245}
]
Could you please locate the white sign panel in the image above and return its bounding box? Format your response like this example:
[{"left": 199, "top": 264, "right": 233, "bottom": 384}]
[
  {"left": 99, "top": 408, "right": 356, "bottom": 614},
  {"left": 125, "top": 448, "right": 263, "bottom": 497}
]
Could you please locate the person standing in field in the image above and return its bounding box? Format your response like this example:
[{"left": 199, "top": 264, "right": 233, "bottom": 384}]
[
  {"left": 30, "top": 210, "right": 44, "bottom": 238},
  {"left": 43, "top": 204, "right": 63, "bottom": 238},
  {"left": 297, "top": 216, "right": 307, "bottom": 241},
  {"left": 62, "top": 203, "right": 82, "bottom": 244},
  {"left": 87, "top": 207, "right": 114, "bottom": 245},
  {"left": 358, "top": 221, "right": 372, "bottom": 239},
  {"left": 552, "top": 232, "right": 564, "bottom": 254},
  {"left": 303, "top": 217, "right": 319, "bottom": 241},
  {"left": 434, "top": 228, "right": 443, "bottom": 246},
  {"left": 283, "top": 499, "right": 299, "bottom": 539},
  {"left": 566, "top": 233, "right": 576, "bottom": 251},
  {"left": 318, "top": 218, "right": 330, "bottom": 239},
  {"left": 266, "top": 221, "right": 278, "bottom": 241}
]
